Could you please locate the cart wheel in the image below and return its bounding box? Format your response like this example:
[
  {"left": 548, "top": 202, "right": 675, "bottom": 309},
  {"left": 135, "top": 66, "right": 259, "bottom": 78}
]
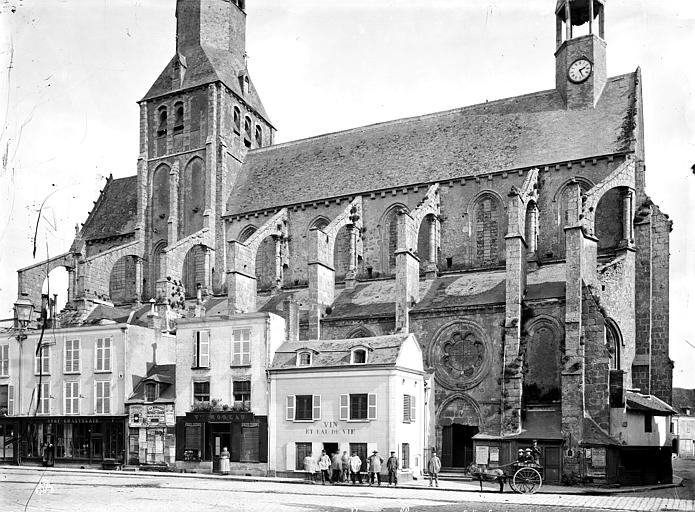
[{"left": 512, "top": 467, "right": 542, "bottom": 494}]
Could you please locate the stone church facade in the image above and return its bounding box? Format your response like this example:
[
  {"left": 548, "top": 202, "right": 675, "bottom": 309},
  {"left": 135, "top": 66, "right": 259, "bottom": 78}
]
[{"left": 15, "top": 0, "right": 673, "bottom": 483}]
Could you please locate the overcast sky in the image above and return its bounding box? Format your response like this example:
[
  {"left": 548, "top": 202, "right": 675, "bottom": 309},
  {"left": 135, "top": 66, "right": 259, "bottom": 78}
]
[{"left": 1, "top": 1, "right": 693, "bottom": 386}]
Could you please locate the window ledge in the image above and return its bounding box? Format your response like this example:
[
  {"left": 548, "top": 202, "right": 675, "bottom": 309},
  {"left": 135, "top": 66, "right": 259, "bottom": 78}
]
[
  {"left": 291, "top": 419, "right": 315, "bottom": 423},
  {"left": 64, "top": 372, "right": 81, "bottom": 375},
  {"left": 191, "top": 366, "right": 210, "bottom": 370},
  {"left": 346, "top": 419, "right": 372, "bottom": 423},
  {"left": 230, "top": 364, "right": 251, "bottom": 368},
  {"left": 94, "top": 370, "right": 112, "bottom": 374}
]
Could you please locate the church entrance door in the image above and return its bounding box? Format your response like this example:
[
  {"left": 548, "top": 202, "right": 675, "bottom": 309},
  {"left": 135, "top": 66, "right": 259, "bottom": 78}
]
[{"left": 441, "top": 424, "right": 478, "bottom": 468}]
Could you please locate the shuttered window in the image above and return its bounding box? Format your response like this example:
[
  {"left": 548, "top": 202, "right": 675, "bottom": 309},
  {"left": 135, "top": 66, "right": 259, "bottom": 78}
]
[
  {"left": 65, "top": 339, "right": 80, "bottom": 373},
  {"left": 193, "top": 331, "right": 209, "bottom": 368}
]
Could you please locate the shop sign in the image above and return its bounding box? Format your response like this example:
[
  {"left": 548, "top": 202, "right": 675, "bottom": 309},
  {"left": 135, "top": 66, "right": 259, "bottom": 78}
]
[
  {"left": 303, "top": 421, "right": 358, "bottom": 436},
  {"left": 129, "top": 406, "right": 143, "bottom": 427},
  {"left": 130, "top": 404, "right": 175, "bottom": 427},
  {"left": 187, "top": 411, "right": 252, "bottom": 422},
  {"left": 489, "top": 447, "right": 500, "bottom": 463}
]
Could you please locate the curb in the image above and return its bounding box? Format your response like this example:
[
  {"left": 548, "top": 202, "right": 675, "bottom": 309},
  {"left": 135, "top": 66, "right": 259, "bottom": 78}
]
[{"left": 0, "top": 464, "right": 683, "bottom": 496}]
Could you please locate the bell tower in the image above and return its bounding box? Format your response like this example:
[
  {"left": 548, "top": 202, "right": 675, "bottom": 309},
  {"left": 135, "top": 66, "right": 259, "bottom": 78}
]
[{"left": 555, "top": 0, "right": 607, "bottom": 109}]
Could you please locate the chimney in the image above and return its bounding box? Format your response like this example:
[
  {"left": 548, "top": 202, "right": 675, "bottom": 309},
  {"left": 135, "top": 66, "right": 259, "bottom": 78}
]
[{"left": 282, "top": 298, "right": 299, "bottom": 342}]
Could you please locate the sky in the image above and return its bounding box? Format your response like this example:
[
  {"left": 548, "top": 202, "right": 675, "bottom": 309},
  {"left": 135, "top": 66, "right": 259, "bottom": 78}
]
[{"left": 0, "top": 1, "right": 693, "bottom": 385}]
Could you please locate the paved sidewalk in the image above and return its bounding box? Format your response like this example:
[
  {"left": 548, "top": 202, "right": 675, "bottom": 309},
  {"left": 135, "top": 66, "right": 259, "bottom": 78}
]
[{"left": 1, "top": 463, "right": 681, "bottom": 496}]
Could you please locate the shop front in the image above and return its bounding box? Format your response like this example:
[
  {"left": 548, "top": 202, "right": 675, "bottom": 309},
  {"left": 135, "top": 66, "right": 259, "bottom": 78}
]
[
  {"left": 127, "top": 404, "right": 176, "bottom": 465},
  {"left": 175, "top": 410, "right": 268, "bottom": 475},
  {"left": 18, "top": 416, "right": 126, "bottom": 465},
  {"left": 0, "top": 418, "right": 19, "bottom": 463}
]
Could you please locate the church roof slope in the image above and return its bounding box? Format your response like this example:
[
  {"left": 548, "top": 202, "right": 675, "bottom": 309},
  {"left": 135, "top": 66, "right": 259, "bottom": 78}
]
[
  {"left": 80, "top": 176, "right": 138, "bottom": 242},
  {"left": 141, "top": 46, "right": 270, "bottom": 124},
  {"left": 226, "top": 72, "right": 638, "bottom": 216}
]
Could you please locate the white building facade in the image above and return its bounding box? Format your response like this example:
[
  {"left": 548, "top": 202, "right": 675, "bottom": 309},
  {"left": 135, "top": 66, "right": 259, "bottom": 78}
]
[{"left": 268, "top": 334, "right": 429, "bottom": 481}]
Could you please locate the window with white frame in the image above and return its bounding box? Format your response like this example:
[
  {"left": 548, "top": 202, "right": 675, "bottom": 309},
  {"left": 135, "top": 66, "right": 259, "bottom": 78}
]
[
  {"left": 0, "top": 384, "right": 14, "bottom": 416},
  {"left": 192, "top": 330, "right": 210, "bottom": 368},
  {"left": 64, "top": 339, "right": 80, "bottom": 374},
  {"left": 351, "top": 348, "right": 367, "bottom": 364},
  {"left": 286, "top": 394, "right": 321, "bottom": 421},
  {"left": 232, "top": 328, "right": 250, "bottom": 366},
  {"left": 296, "top": 351, "right": 312, "bottom": 367},
  {"left": 36, "top": 382, "right": 50, "bottom": 415},
  {"left": 193, "top": 381, "right": 210, "bottom": 402},
  {"left": 340, "top": 393, "right": 376, "bottom": 421},
  {"left": 233, "top": 380, "right": 251, "bottom": 408},
  {"left": 95, "top": 381, "right": 110, "bottom": 414},
  {"left": 64, "top": 381, "right": 80, "bottom": 415},
  {"left": 403, "top": 394, "right": 416, "bottom": 423},
  {"left": 34, "top": 344, "right": 50, "bottom": 375},
  {"left": 95, "top": 338, "right": 112, "bottom": 372},
  {"left": 0, "top": 344, "right": 8, "bottom": 377}
]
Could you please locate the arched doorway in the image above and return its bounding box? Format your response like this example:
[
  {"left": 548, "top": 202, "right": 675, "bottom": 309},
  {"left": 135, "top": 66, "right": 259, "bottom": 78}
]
[{"left": 437, "top": 396, "right": 481, "bottom": 469}]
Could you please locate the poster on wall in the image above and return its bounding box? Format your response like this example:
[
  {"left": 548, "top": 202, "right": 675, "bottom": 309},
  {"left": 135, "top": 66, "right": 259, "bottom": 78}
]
[
  {"left": 475, "top": 446, "right": 490, "bottom": 465},
  {"left": 489, "top": 447, "right": 500, "bottom": 463}
]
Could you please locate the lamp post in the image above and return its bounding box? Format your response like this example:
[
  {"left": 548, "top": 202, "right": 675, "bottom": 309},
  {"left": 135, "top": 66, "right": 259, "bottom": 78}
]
[
  {"left": 13, "top": 294, "right": 34, "bottom": 340},
  {"left": 12, "top": 294, "right": 34, "bottom": 465}
]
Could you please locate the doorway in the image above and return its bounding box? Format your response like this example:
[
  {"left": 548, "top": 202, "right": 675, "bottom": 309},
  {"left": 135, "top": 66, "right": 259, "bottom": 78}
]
[
  {"left": 211, "top": 428, "right": 231, "bottom": 473},
  {"left": 323, "top": 442, "right": 338, "bottom": 458},
  {"left": 441, "top": 424, "right": 479, "bottom": 468},
  {"left": 90, "top": 434, "right": 103, "bottom": 462}
]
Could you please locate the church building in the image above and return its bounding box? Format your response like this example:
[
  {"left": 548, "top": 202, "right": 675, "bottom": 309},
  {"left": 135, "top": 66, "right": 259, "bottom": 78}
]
[{"left": 12, "top": 0, "right": 673, "bottom": 484}]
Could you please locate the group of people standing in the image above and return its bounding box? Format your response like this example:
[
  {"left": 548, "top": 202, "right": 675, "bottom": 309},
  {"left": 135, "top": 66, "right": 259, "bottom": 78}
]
[{"left": 304, "top": 449, "right": 400, "bottom": 486}]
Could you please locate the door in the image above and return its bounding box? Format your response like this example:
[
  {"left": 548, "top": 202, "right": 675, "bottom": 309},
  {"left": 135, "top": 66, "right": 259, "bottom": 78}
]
[
  {"left": 442, "top": 424, "right": 478, "bottom": 468},
  {"left": 543, "top": 446, "right": 561, "bottom": 484},
  {"left": 211, "top": 432, "right": 231, "bottom": 473},
  {"left": 91, "top": 434, "right": 103, "bottom": 462}
]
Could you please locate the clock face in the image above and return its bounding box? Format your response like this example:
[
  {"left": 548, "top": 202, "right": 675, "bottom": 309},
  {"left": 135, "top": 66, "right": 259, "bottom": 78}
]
[{"left": 568, "top": 58, "right": 593, "bottom": 83}]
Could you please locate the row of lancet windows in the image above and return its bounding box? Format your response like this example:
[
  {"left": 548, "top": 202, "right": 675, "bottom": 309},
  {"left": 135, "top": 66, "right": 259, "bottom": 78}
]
[
  {"left": 155, "top": 101, "right": 265, "bottom": 151},
  {"left": 231, "top": 105, "right": 263, "bottom": 148}
]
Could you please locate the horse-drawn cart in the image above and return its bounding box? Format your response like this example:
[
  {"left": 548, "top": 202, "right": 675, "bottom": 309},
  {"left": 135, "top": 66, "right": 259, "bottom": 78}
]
[{"left": 468, "top": 460, "right": 543, "bottom": 494}]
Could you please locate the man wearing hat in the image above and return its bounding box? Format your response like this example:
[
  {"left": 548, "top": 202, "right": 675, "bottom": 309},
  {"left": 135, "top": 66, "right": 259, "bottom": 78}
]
[
  {"left": 428, "top": 449, "right": 441, "bottom": 487},
  {"left": 367, "top": 449, "right": 384, "bottom": 486},
  {"left": 386, "top": 450, "right": 399, "bottom": 486}
]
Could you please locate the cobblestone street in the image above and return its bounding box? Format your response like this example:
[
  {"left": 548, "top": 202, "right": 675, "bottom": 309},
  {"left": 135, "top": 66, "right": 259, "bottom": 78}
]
[{"left": 2, "top": 467, "right": 694, "bottom": 512}]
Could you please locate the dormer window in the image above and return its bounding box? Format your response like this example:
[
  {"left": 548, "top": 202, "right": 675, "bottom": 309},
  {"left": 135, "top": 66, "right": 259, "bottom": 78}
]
[
  {"left": 243, "top": 75, "right": 250, "bottom": 95},
  {"left": 145, "top": 382, "right": 158, "bottom": 402},
  {"left": 351, "top": 348, "right": 367, "bottom": 365},
  {"left": 297, "top": 351, "right": 312, "bottom": 367}
]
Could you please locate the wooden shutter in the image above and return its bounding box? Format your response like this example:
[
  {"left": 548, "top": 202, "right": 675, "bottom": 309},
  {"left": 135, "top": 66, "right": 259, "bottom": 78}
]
[
  {"left": 8, "top": 385, "right": 14, "bottom": 415},
  {"left": 403, "top": 394, "right": 410, "bottom": 423},
  {"left": 193, "top": 332, "right": 198, "bottom": 367},
  {"left": 286, "top": 395, "right": 295, "bottom": 421},
  {"left": 64, "top": 382, "right": 69, "bottom": 415},
  {"left": 313, "top": 395, "right": 321, "bottom": 421},
  {"left": 368, "top": 393, "right": 377, "bottom": 420},
  {"left": 410, "top": 394, "right": 416, "bottom": 421},
  {"left": 75, "top": 382, "right": 81, "bottom": 415},
  {"left": 199, "top": 331, "right": 209, "bottom": 368},
  {"left": 285, "top": 442, "right": 295, "bottom": 471},
  {"left": 231, "top": 422, "right": 241, "bottom": 462},
  {"left": 258, "top": 419, "right": 268, "bottom": 463},
  {"left": 339, "top": 394, "right": 349, "bottom": 420}
]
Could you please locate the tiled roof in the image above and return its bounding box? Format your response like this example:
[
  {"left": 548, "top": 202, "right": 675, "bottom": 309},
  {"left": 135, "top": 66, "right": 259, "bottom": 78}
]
[
  {"left": 142, "top": 46, "right": 270, "bottom": 124},
  {"left": 626, "top": 391, "right": 676, "bottom": 416},
  {"left": 81, "top": 176, "right": 138, "bottom": 242},
  {"left": 581, "top": 416, "right": 621, "bottom": 446},
  {"left": 226, "top": 72, "right": 637, "bottom": 216},
  {"left": 127, "top": 364, "right": 177, "bottom": 403},
  {"left": 269, "top": 334, "right": 413, "bottom": 370},
  {"left": 324, "top": 264, "right": 566, "bottom": 321}
]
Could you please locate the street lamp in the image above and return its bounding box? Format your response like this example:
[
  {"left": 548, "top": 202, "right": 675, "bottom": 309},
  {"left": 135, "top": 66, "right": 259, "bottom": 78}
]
[{"left": 13, "top": 294, "right": 34, "bottom": 340}]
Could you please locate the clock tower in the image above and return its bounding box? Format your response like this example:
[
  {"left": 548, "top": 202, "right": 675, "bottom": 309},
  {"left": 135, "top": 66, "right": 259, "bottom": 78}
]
[{"left": 555, "top": 0, "right": 607, "bottom": 109}]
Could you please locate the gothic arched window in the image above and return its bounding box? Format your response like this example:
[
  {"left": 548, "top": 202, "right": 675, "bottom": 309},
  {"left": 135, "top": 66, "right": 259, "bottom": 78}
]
[{"left": 472, "top": 193, "right": 503, "bottom": 266}]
